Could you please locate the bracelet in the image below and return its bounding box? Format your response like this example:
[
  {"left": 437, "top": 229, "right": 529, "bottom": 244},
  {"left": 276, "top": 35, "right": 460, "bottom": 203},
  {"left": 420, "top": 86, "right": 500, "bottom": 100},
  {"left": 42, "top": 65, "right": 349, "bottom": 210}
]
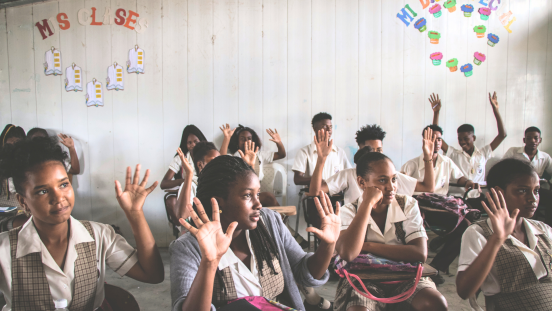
[{"left": 423, "top": 158, "right": 433, "bottom": 162}]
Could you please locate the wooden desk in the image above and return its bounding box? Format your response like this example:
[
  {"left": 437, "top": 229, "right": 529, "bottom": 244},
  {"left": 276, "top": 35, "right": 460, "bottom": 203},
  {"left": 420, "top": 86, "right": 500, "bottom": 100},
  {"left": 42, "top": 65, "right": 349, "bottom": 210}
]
[
  {"left": 354, "top": 263, "right": 437, "bottom": 281},
  {"left": 267, "top": 206, "right": 297, "bottom": 216}
]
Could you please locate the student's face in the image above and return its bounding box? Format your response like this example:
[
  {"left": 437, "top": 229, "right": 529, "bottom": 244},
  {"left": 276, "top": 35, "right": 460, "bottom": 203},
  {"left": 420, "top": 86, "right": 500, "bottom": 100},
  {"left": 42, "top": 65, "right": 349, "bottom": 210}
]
[
  {"left": 500, "top": 172, "right": 540, "bottom": 219},
  {"left": 457, "top": 132, "right": 475, "bottom": 153},
  {"left": 218, "top": 171, "right": 262, "bottom": 231},
  {"left": 5, "top": 137, "right": 21, "bottom": 145},
  {"left": 523, "top": 131, "right": 542, "bottom": 151},
  {"left": 363, "top": 140, "right": 383, "bottom": 153},
  {"left": 313, "top": 120, "right": 333, "bottom": 138},
  {"left": 197, "top": 149, "right": 220, "bottom": 172},
  {"left": 433, "top": 131, "right": 443, "bottom": 153},
  {"left": 357, "top": 159, "right": 397, "bottom": 206},
  {"left": 187, "top": 134, "right": 200, "bottom": 152},
  {"left": 238, "top": 131, "right": 253, "bottom": 151},
  {"left": 16, "top": 161, "right": 74, "bottom": 226}
]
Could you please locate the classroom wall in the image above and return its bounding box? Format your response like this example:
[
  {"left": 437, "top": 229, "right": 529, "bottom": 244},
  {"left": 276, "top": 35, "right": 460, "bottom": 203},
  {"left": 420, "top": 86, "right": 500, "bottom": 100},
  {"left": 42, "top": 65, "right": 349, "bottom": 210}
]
[{"left": 1, "top": 0, "right": 551, "bottom": 246}]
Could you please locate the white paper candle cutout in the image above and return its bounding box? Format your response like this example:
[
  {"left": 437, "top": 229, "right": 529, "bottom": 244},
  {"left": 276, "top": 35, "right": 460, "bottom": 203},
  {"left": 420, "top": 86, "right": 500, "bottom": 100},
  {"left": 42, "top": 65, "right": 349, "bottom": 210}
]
[
  {"left": 65, "top": 63, "right": 83, "bottom": 92},
  {"left": 107, "top": 62, "right": 124, "bottom": 91},
  {"left": 44, "top": 47, "right": 62, "bottom": 76}
]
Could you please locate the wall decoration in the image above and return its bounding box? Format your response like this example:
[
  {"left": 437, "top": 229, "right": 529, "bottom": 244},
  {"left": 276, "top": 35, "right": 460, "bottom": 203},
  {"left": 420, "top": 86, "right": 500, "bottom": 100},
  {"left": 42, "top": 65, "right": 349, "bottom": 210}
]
[
  {"left": 430, "top": 52, "right": 443, "bottom": 66},
  {"left": 443, "top": 0, "right": 457, "bottom": 13},
  {"left": 428, "top": 31, "right": 441, "bottom": 44},
  {"left": 65, "top": 63, "right": 83, "bottom": 92},
  {"left": 414, "top": 18, "right": 427, "bottom": 32},
  {"left": 499, "top": 11, "right": 516, "bottom": 33},
  {"left": 479, "top": 7, "right": 491, "bottom": 20},
  {"left": 429, "top": 4, "right": 442, "bottom": 18},
  {"left": 397, "top": 4, "right": 418, "bottom": 26},
  {"left": 86, "top": 79, "right": 103, "bottom": 107},
  {"left": 461, "top": 4, "right": 474, "bottom": 17},
  {"left": 473, "top": 52, "right": 486, "bottom": 65},
  {"left": 127, "top": 45, "right": 145, "bottom": 74},
  {"left": 460, "top": 63, "right": 473, "bottom": 77},
  {"left": 474, "top": 25, "right": 486, "bottom": 38},
  {"left": 487, "top": 33, "right": 499, "bottom": 46},
  {"left": 107, "top": 62, "right": 124, "bottom": 91},
  {"left": 44, "top": 47, "right": 62, "bottom": 76},
  {"left": 446, "top": 58, "right": 458, "bottom": 72}
]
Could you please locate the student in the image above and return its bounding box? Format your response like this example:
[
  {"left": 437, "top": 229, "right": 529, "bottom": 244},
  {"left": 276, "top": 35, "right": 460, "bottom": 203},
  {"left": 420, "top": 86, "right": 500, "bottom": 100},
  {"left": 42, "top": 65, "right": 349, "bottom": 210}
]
[
  {"left": 0, "top": 124, "right": 25, "bottom": 149},
  {"left": 0, "top": 124, "right": 26, "bottom": 205},
  {"left": 170, "top": 156, "right": 340, "bottom": 311},
  {"left": 456, "top": 158, "right": 552, "bottom": 310},
  {"left": 429, "top": 92, "right": 507, "bottom": 183},
  {"left": 309, "top": 127, "right": 436, "bottom": 204},
  {"left": 0, "top": 137, "right": 164, "bottom": 310},
  {"left": 334, "top": 151, "right": 447, "bottom": 311},
  {"left": 27, "top": 127, "right": 81, "bottom": 176},
  {"left": 292, "top": 112, "right": 352, "bottom": 186}
]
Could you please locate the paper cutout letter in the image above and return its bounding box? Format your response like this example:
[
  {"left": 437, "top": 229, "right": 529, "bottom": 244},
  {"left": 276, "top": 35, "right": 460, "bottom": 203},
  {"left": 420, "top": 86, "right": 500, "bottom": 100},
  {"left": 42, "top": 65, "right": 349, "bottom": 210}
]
[{"left": 35, "top": 19, "right": 54, "bottom": 40}]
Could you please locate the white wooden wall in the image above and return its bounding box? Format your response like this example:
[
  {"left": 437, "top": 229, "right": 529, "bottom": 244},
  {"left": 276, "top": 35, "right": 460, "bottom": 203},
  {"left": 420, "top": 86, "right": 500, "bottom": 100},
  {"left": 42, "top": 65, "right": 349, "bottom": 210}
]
[{"left": 1, "top": 0, "right": 551, "bottom": 246}]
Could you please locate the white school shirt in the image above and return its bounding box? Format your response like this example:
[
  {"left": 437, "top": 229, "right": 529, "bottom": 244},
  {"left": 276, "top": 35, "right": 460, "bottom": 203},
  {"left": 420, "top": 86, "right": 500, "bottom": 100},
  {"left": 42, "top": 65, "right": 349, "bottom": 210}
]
[
  {"left": 127, "top": 48, "right": 145, "bottom": 74},
  {"left": 86, "top": 81, "right": 103, "bottom": 107},
  {"left": 340, "top": 195, "right": 427, "bottom": 244},
  {"left": 325, "top": 168, "right": 418, "bottom": 205},
  {"left": 233, "top": 150, "right": 274, "bottom": 182},
  {"left": 106, "top": 64, "right": 124, "bottom": 91},
  {"left": 401, "top": 153, "right": 464, "bottom": 195},
  {"left": 65, "top": 65, "right": 83, "bottom": 92},
  {"left": 457, "top": 218, "right": 552, "bottom": 296},
  {"left": 446, "top": 145, "right": 493, "bottom": 183},
  {"left": 176, "top": 179, "right": 197, "bottom": 205},
  {"left": 292, "top": 142, "right": 353, "bottom": 180},
  {"left": 503, "top": 147, "right": 552, "bottom": 179},
  {"left": 44, "top": 49, "right": 62, "bottom": 76},
  {"left": 0, "top": 216, "right": 138, "bottom": 311},
  {"left": 167, "top": 153, "right": 198, "bottom": 191}
]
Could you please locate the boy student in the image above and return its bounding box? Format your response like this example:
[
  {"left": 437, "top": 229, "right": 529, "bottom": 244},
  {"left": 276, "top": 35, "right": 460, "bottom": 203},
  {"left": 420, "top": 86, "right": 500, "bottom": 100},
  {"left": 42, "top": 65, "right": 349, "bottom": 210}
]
[
  {"left": 308, "top": 125, "right": 437, "bottom": 204},
  {"left": 428, "top": 92, "right": 507, "bottom": 183},
  {"left": 292, "top": 113, "right": 352, "bottom": 186}
]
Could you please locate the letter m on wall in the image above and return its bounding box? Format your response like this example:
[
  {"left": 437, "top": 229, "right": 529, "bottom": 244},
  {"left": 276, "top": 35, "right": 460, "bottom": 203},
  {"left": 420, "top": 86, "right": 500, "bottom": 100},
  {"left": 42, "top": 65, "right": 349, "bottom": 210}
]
[
  {"left": 35, "top": 19, "right": 54, "bottom": 40},
  {"left": 397, "top": 8, "right": 414, "bottom": 27}
]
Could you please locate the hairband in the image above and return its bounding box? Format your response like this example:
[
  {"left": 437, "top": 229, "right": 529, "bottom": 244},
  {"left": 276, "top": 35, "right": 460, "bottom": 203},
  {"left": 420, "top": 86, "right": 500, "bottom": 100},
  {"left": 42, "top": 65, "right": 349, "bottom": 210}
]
[{"left": 2, "top": 125, "right": 14, "bottom": 147}]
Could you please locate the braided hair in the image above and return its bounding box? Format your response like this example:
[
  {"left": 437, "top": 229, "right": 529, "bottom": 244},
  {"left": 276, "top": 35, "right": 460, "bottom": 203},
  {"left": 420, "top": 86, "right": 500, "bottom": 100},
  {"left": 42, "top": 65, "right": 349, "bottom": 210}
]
[
  {"left": 1, "top": 124, "right": 27, "bottom": 197},
  {"left": 195, "top": 155, "right": 279, "bottom": 293},
  {"left": 227, "top": 125, "right": 262, "bottom": 155}
]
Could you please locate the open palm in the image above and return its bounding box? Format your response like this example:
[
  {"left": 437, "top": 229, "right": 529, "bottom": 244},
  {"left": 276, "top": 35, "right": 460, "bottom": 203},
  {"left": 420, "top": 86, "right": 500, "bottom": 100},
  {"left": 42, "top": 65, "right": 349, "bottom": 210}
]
[
  {"left": 115, "top": 165, "right": 158, "bottom": 213},
  {"left": 307, "top": 191, "right": 341, "bottom": 244},
  {"left": 314, "top": 129, "right": 332, "bottom": 158},
  {"left": 238, "top": 140, "right": 259, "bottom": 168},
  {"left": 482, "top": 188, "right": 519, "bottom": 241}
]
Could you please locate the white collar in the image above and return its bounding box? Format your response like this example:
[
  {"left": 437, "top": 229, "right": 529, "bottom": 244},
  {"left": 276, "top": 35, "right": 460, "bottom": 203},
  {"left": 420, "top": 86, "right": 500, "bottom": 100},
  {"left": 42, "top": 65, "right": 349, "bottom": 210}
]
[
  {"left": 309, "top": 141, "right": 338, "bottom": 154},
  {"left": 357, "top": 196, "right": 407, "bottom": 237},
  {"left": 517, "top": 147, "right": 546, "bottom": 160},
  {"left": 485, "top": 217, "right": 545, "bottom": 251},
  {"left": 459, "top": 145, "right": 481, "bottom": 158}
]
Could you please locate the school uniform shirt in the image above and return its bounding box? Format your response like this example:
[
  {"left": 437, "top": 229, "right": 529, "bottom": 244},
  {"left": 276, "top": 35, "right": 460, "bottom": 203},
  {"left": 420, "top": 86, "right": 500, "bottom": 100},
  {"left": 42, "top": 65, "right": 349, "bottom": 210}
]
[
  {"left": 401, "top": 153, "right": 464, "bottom": 195},
  {"left": 503, "top": 147, "right": 552, "bottom": 179},
  {"left": 292, "top": 142, "right": 353, "bottom": 181},
  {"left": 86, "top": 81, "right": 103, "bottom": 107},
  {"left": 325, "top": 168, "right": 418, "bottom": 205},
  {"left": 106, "top": 64, "right": 124, "bottom": 91},
  {"left": 176, "top": 178, "right": 197, "bottom": 206},
  {"left": 446, "top": 145, "right": 492, "bottom": 183},
  {"left": 167, "top": 153, "right": 197, "bottom": 191},
  {"left": 64, "top": 65, "right": 83, "bottom": 92},
  {"left": 233, "top": 150, "right": 274, "bottom": 181},
  {"left": 340, "top": 195, "right": 427, "bottom": 244},
  {"left": 0, "top": 216, "right": 138, "bottom": 311},
  {"left": 127, "top": 48, "right": 145, "bottom": 74},
  {"left": 44, "top": 49, "right": 62, "bottom": 76},
  {"left": 457, "top": 218, "right": 552, "bottom": 296}
]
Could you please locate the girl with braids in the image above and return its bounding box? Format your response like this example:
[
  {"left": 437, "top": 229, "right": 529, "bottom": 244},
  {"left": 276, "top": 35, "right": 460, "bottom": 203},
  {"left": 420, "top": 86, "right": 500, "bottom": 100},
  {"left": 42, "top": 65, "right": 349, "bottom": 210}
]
[
  {"left": 0, "top": 137, "right": 164, "bottom": 310},
  {"left": 170, "top": 155, "right": 340, "bottom": 311}
]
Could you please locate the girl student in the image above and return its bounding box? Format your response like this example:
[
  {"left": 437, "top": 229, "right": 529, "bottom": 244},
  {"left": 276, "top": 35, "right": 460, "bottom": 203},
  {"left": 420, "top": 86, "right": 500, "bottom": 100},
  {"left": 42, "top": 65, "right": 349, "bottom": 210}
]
[
  {"left": 0, "top": 124, "right": 26, "bottom": 221},
  {"left": 456, "top": 158, "right": 552, "bottom": 310},
  {"left": 332, "top": 131, "right": 447, "bottom": 311},
  {"left": 0, "top": 137, "right": 164, "bottom": 310},
  {"left": 170, "top": 155, "right": 340, "bottom": 311}
]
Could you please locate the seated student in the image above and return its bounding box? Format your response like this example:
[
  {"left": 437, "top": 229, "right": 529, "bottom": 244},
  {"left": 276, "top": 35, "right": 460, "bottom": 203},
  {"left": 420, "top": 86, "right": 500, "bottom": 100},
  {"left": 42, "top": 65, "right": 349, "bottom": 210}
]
[
  {"left": 27, "top": 127, "right": 81, "bottom": 176},
  {"left": 0, "top": 124, "right": 26, "bottom": 229},
  {"left": 309, "top": 126, "right": 436, "bottom": 204},
  {"left": 0, "top": 137, "right": 164, "bottom": 310},
  {"left": 428, "top": 92, "right": 507, "bottom": 183},
  {"left": 334, "top": 151, "right": 447, "bottom": 311},
  {"left": 170, "top": 156, "right": 340, "bottom": 311},
  {"left": 292, "top": 112, "right": 352, "bottom": 186},
  {"left": 456, "top": 158, "right": 552, "bottom": 310}
]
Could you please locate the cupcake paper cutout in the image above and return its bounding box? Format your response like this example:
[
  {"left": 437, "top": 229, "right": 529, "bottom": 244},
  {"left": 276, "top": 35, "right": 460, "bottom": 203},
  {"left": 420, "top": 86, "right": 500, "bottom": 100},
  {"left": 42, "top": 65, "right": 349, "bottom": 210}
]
[
  {"left": 430, "top": 52, "right": 443, "bottom": 66},
  {"left": 443, "top": 0, "right": 457, "bottom": 13},
  {"left": 429, "top": 4, "right": 442, "bottom": 18},
  {"left": 414, "top": 18, "right": 427, "bottom": 33},
  {"left": 473, "top": 52, "right": 486, "bottom": 65},
  {"left": 487, "top": 33, "right": 500, "bottom": 47},
  {"left": 479, "top": 7, "right": 491, "bottom": 20},
  {"left": 446, "top": 58, "right": 459, "bottom": 72},
  {"left": 461, "top": 63, "right": 473, "bottom": 77},
  {"left": 428, "top": 31, "right": 441, "bottom": 44},
  {"left": 474, "top": 25, "right": 486, "bottom": 38},
  {"left": 461, "top": 4, "right": 474, "bottom": 17}
]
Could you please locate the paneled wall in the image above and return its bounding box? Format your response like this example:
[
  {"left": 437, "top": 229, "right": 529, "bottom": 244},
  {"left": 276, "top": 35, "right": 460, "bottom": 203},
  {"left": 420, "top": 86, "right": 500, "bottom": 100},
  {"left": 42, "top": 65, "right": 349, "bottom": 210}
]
[{"left": 1, "top": 0, "right": 551, "bottom": 246}]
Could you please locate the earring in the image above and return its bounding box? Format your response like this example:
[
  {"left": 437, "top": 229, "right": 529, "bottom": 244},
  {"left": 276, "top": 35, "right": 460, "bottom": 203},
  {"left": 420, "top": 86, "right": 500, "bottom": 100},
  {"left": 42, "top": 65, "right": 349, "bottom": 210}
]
[{"left": 219, "top": 210, "right": 222, "bottom": 214}]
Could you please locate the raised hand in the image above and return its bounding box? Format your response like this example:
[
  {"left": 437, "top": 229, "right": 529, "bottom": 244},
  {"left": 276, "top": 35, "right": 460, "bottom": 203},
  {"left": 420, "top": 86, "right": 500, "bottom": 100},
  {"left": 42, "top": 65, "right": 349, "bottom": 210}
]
[
  {"left": 481, "top": 188, "right": 519, "bottom": 241},
  {"left": 219, "top": 124, "right": 236, "bottom": 139},
  {"left": 115, "top": 165, "right": 159, "bottom": 213},
  {"left": 180, "top": 198, "right": 237, "bottom": 263},
  {"left": 306, "top": 191, "right": 341, "bottom": 245},
  {"left": 428, "top": 93, "right": 441, "bottom": 113},
  {"left": 238, "top": 140, "right": 259, "bottom": 168},
  {"left": 314, "top": 129, "right": 333, "bottom": 158},
  {"left": 266, "top": 128, "right": 282, "bottom": 144},
  {"left": 489, "top": 92, "right": 499, "bottom": 110},
  {"left": 177, "top": 147, "right": 193, "bottom": 175},
  {"left": 58, "top": 133, "right": 75, "bottom": 149},
  {"left": 362, "top": 186, "right": 383, "bottom": 207},
  {"left": 422, "top": 128, "right": 435, "bottom": 159}
]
